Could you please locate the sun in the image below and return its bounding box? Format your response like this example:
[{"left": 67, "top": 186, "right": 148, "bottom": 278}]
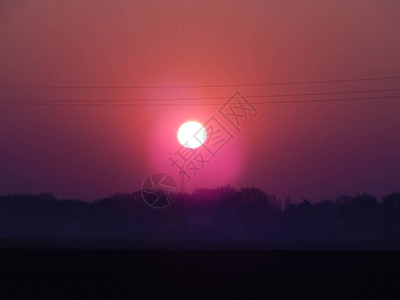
[{"left": 177, "top": 121, "right": 206, "bottom": 148}]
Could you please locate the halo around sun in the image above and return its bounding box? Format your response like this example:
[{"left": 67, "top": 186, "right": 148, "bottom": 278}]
[{"left": 177, "top": 121, "right": 206, "bottom": 148}]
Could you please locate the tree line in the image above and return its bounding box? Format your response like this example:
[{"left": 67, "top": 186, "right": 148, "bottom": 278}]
[{"left": 0, "top": 186, "right": 399, "bottom": 245}]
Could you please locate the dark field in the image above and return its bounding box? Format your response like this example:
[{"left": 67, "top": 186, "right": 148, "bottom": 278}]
[{"left": 1, "top": 249, "right": 400, "bottom": 299}]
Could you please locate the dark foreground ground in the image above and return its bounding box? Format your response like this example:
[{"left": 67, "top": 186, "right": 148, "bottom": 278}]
[{"left": 1, "top": 248, "right": 400, "bottom": 299}]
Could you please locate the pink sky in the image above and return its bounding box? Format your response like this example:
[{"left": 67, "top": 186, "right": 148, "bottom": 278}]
[{"left": 0, "top": 0, "right": 399, "bottom": 201}]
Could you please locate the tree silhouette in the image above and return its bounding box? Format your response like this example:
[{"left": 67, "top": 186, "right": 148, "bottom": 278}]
[{"left": 0, "top": 188, "right": 399, "bottom": 246}]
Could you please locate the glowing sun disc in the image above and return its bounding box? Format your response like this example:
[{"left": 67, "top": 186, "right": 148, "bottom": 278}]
[{"left": 177, "top": 121, "right": 206, "bottom": 148}]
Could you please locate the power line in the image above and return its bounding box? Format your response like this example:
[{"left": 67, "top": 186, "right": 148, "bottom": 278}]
[
  {"left": 1, "top": 76, "right": 400, "bottom": 89},
  {"left": 0, "top": 95, "right": 398, "bottom": 107},
  {"left": 1, "top": 88, "right": 399, "bottom": 103}
]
